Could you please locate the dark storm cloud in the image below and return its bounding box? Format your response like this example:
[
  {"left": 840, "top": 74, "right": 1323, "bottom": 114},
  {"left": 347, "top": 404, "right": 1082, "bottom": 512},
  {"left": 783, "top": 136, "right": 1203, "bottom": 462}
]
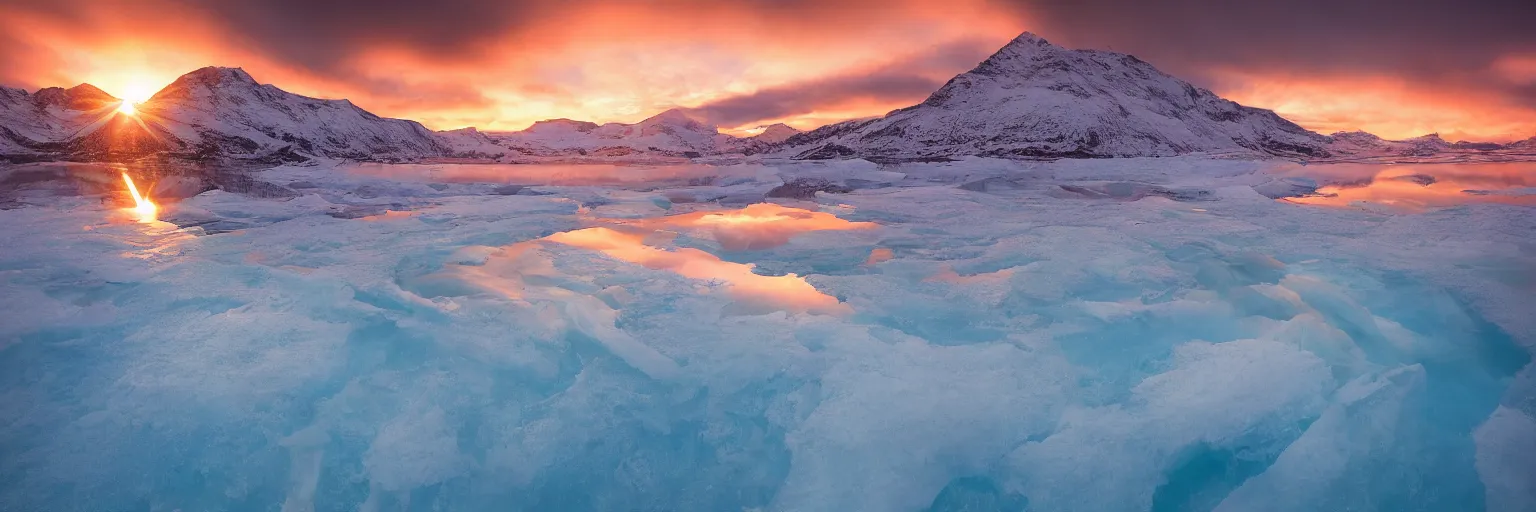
[
  {"left": 348, "top": 76, "right": 497, "bottom": 112},
  {"left": 690, "top": 73, "right": 939, "bottom": 128},
  {"left": 5, "top": 0, "right": 1532, "bottom": 137},
  {"left": 1001, "top": 0, "right": 1536, "bottom": 103},
  {"left": 10, "top": 0, "right": 1534, "bottom": 85},
  {"left": 689, "top": 39, "right": 998, "bottom": 127},
  {"left": 15, "top": 0, "right": 933, "bottom": 74},
  {"left": 655, "top": 0, "right": 1536, "bottom": 127},
  {"left": 187, "top": 0, "right": 537, "bottom": 70}
]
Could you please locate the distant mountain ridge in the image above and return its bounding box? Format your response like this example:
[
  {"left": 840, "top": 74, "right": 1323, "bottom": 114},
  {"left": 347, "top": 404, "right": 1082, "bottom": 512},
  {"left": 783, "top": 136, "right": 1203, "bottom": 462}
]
[
  {"left": 1323, "top": 131, "right": 1532, "bottom": 159},
  {"left": 487, "top": 108, "right": 736, "bottom": 158},
  {"left": 1, "top": 39, "right": 1533, "bottom": 164}
]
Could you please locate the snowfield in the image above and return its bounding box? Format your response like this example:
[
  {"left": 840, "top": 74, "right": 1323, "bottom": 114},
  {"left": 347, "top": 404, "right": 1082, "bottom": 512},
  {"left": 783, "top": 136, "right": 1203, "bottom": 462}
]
[{"left": 0, "top": 157, "right": 1533, "bottom": 512}]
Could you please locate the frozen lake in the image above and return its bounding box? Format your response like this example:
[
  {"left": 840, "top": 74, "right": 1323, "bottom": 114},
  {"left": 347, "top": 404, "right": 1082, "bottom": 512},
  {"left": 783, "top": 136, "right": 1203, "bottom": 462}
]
[{"left": 1, "top": 157, "right": 1533, "bottom": 511}]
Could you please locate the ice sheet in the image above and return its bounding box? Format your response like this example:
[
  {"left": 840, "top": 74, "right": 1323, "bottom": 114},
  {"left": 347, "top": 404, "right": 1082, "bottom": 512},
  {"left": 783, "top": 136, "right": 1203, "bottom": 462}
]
[{"left": 0, "top": 156, "right": 1531, "bottom": 511}]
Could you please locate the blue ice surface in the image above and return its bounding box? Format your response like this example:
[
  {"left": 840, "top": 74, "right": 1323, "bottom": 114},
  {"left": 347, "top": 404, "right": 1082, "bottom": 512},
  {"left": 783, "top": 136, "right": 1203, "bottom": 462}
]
[{"left": 0, "top": 157, "right": 1533, "bottom": 511}]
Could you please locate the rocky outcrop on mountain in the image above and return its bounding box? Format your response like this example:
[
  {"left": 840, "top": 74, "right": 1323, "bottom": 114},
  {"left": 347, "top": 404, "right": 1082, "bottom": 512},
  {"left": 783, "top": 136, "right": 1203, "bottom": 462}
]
[{"left": 780, "top": 32, "right": 1333, "bottom": 160}]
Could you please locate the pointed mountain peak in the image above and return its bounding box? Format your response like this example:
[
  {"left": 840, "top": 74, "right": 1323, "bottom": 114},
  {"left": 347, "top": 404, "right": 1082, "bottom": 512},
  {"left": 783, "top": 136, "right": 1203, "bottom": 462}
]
[
  {"left": 761, "top": 122, "right": 798, "bottom": 132},
  {"left": 752, "top": 123, "right": 801, "bottom": 143},
  {"left": 638, "top": 108, "right": 715, "bottom": 133},
  {"left": 150, "top": 67, "right": 261, "bottom": 102},
  {"left": 991, "top": 31, "right": 1065, "bottom": 57},
  {"left": 1006, "top": 32, "right": 1054, "bottom": 47},
  {"left": 66, "top": 83, "right": 114, "bottom": 98},
  {"left": 642, "top": 108, "right": 705, "bottom": 125},
  {"left": 162, "top": 67, "right": 258, "bottom": 93},
  {"left": 965, "top": 31, "right": 1082, "bottom": 78}
]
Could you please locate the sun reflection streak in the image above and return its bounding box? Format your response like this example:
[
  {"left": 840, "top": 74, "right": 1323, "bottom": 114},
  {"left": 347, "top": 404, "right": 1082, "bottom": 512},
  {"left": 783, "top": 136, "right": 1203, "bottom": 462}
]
[{"left": 120, "top": 171, "right": 157, "bottom": 221}]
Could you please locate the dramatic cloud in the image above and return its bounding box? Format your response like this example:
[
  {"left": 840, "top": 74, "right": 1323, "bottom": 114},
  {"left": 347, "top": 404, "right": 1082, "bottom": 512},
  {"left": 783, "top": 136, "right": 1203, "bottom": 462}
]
[
  {"left": 1, "top": 0, "right": 1531, "bottom": 140},
  {"left": 999, "top": 0, "right": 1536, "bottom": 140},
  {"left": 688, "top": 39, "right": 999, "bottom": 129}
]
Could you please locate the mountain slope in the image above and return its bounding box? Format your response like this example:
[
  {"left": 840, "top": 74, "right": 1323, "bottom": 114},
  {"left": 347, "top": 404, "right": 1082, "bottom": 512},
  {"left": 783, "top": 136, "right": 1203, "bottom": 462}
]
[
  {"left": 0, "top": 84, "right": 124, "bottom": 159},
  {"left": 724, "top": 123, "right": 803, "bottom": 155},
  {"left": 751, "top": 123, "right": 801, "bottom": 145},
  {"left": 1324, "top": 131, "right": 1532, "bottom": 159},
  {"left": 135, "top": 67, "right": 448, "bottom": 161},
  {"left": 1502, "top": 136, "right": 1535, "bottom": 152},
  {"left": 782, "top": 33, "right": 1332, "bottom": 160},
  {"left": 3, "top": 67, "right": 453, "bottom": 162}
]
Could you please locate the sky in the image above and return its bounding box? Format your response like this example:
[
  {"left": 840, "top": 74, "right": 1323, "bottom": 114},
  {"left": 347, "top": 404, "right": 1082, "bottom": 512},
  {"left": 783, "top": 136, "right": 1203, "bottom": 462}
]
[{"left": 1, "top": 0, "right": 1532, "bottom": 141}]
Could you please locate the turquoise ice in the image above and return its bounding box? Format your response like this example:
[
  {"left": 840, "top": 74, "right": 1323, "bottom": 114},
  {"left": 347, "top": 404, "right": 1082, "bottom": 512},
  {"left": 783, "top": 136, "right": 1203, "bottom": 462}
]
[{"left": 0, "top": 157, "right": 1531, "bottom": 511}]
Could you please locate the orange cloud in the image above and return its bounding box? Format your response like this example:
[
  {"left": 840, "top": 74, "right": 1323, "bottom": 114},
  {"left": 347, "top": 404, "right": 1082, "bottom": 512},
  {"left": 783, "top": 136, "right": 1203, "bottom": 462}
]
[
  {"left": 424, "top": 202, "right": 872, "bottom": 315},
  {"left": 1213, "top": 71, "right": 1536, "bottom": 142},
  {"left": 0, "top": 0, "right": 1026, "bottom": 133},
  {"left": 1282, "top": 164, "right": 1536, "bottom": 210},
  {"left": 1494, "top": 55, "right": 1536, "bottom": 86},
  {"left": 545, "top": 227, "right": 851, "bottom": 315},
  {"left": 2, "top": 0, "right": 1532, "bottom": 142}
]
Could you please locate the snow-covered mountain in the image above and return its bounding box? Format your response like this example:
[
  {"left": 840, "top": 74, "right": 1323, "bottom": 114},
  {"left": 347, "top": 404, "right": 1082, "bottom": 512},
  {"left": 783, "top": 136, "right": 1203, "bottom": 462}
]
[
  {"left": 1324, "top": 131, "right": 1397, "bottom": 155},
  {"left": 1324, "top": 131, "right": 1531, "bottom": 159},
  {"left": 136, "top": 67, "right": 448, "bottom": 161},
  {"left": 729, "top": 123, "right": 802, "bottom": 155},
  {"left": 1508, "top": 136, "right": 1536, "bottom": 152},
  {"left": 780, "top": 32, "right": 1333, "bottom": 160},
  {"left": 492, "top": 109, "right": 736, "bottom": 158},
  {"left": 3, "top": 56, "right": 1531, "bottom": 164},
  {"left": 750, "top": 123, "right": 801, "bottom": 144},
  {"left": 0, "top": 87, "right": 44, "bottom": 157},
  {"left": 0, "top": 84, "right": 124, "bottom": 159},
  {"left": 482, "top": 112, "right": 808, "bottom": 159},
  {"left": 436, "top": 127, "right": 515, "bottom": 159},
  {"left": 2, "top": 67, "right": 451, "bottom": 162}
]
